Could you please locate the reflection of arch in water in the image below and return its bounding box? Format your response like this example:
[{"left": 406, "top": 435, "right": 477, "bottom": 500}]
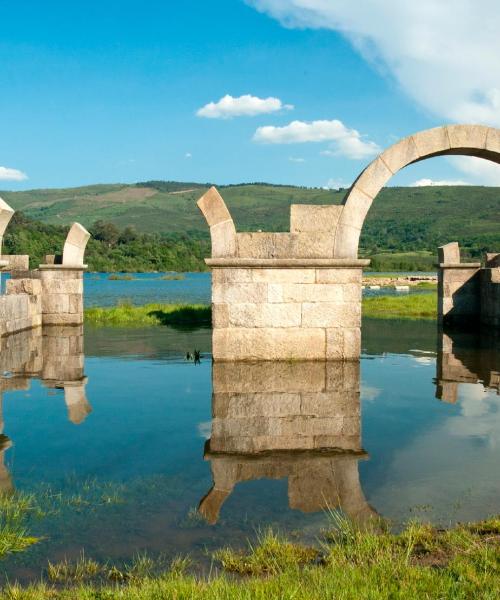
[
  {"left": 199, "top": 361, "right": 376, "bottom": 525},
  {"left": 200, "top": 450, "right": 374, "bottom": 525},
  {"left": 335, "top": 125, "right": 500, "bottom": 258}
]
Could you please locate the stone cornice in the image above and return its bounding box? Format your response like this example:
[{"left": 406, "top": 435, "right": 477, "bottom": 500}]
[
  {"left": 206, "top": 258, "right": 371, "bottom": 268},
  {"left": 437, "top": 263, "right": 481, "bottom": 269},
  {"left": 38, "top": 264, "right": 88, "bottom": 271}
]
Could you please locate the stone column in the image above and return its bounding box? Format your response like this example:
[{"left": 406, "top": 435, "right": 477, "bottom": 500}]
[
  {"left": 39, "top": 265, "right": 85, "bottom": 326},
  {"left": 437, "top": 242, "right": 481, "bottom": 326}
]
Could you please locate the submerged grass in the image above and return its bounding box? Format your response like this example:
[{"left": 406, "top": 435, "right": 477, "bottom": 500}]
[
  {"left": 107, "top": 274, "right": 136, "bottom": 281},
  {"left": 1, "top": 516, "right": 499, "bottom": 598},
  {"left": 0, "top": 493, "right": 41, "bottom": 560},
  {"left": 159, "top": 273, "right": 185, "bottom": 280},
  {"left": 85, "top": 302, "right": 211, "bottom": 327}
]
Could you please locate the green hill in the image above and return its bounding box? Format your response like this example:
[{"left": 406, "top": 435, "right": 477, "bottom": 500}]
[{"left": 1, "top": 181, "right": 499, "bottom": 271}]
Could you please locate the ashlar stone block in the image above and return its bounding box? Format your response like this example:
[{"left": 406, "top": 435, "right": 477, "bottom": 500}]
[
  {"left": 353, "top": 157, "right": 393, "bottom": 200},
  {"left": 412, "top": 126, "right": 451, "bottom": 158},
  {"left": 302, "top": 302, "right": 361, "bottom": 328},
  {"left": 252, "top": 268, "right": 315, "bottom": 284},
  {"left": 281, "top": 283, "right": 343, "bottom": 303},
  {"left": 227, "top": 302, "right": 302, "bottom": 328},
  {"left": 290, "top": 205, "right": 343, "bottom": 233},
  {"left": 212, "top": 327, "right": 326, "bottom": 361},
  {"left": 212, "top": 282, "right": 268, "bottom": 304},
  {"left": 446, "top": 124, "right": 488, "bottom": 150},
  {"left": 379, "top": 135, "right": 419, "bottom": 173}
]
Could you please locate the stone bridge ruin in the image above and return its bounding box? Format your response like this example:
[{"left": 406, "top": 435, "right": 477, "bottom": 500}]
[
  {"left": 198, "top": 124, "right": 500, "bottom": 361},
  {"left": 0, "top": 207, "right": 90, "bottom": 339}
]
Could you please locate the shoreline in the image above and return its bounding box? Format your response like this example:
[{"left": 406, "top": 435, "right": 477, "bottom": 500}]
[
  {"left": 84, "top": 294, "right": 437, "bottom": 327},
  {"left": 1, "top": 512, "right": 498, "bottom": 598}
]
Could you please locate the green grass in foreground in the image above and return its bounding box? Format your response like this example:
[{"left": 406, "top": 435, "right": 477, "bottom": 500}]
[
  {"left": 85, "top": 302, "right": 211, "bottom": 327},
  {"left": 2, "top": 516, "right": 499, "bottom": 599},
  {"left": 84, "top": 294, "right": 437, "bottom": 327}
]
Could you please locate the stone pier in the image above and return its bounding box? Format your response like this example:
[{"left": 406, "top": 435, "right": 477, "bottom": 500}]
[
  {"left": 198, "top": 188, "right": 368, "bottom": 361},
  {"left": 437, "top": 243, "right": 500, "bottom": 328},
  {"left": 0, "top": 208, "right": 90, "bottom": 336},
  {"left": 199, "top": 360, "right": 375, "bottom": 524},
  {"left": 38, "top": 223, "right": 90, "bottom": 326}
]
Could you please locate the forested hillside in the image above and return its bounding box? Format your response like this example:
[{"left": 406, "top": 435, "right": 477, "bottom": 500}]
[{"left": 1, "top": 181, "right": 498, "bottom": 271}]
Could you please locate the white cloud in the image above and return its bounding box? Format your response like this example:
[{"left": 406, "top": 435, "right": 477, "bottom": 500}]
[
  {"left": 324, "top": 177, "right": 350, "bottom": 190},
  {"left": 253, "top": 119, "right": 380, "bottom": 159},
  {"left": 197, "top": 94, "right": 293, "bottom": 119},
  {"left": 361, "top": 384, "right": 381, "bottom": 402},
  {"left": 0, "top": 166, "right": 27, "bottom": 182},
  {"left": 185, "top": 152, "right": 192, "bottom": 159},
  {"left": 411, "top": 178, "right": 469, "bottom": 187},
  {"left": 288, "top": 156, "right": 305, "bottom": 163},
  {"left": 450, "top": 156, "right": 500, "bottom": 185},
  {"left": 247, "top": 1, "right": 500, "bottom": 127},
  {"left": 197, "top": 421, "right": 212, "bottom": 439}
]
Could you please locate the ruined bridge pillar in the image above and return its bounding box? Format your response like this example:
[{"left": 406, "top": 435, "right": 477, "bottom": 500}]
[
  {"left": 198, "top": 188, "right": 369, "bottom": 361},
  {"left": 38, "top": 223, "right": 90, "bottom": 326}
]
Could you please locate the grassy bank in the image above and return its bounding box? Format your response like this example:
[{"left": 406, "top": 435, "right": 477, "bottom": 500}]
[
  {"left": 85, "top": 302, "right": 211, "bottom": 327},
  {"left": 2, "top": 516, "right": 499, "bottom": 599},
  {"left": 363, "top": 292, "right": 437, "bottom": 320},
  {"left": 84, "top": 294, "right": 437, "bottom": 327}
]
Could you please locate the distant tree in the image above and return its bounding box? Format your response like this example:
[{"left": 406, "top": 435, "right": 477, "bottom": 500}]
[
  {"left": 91, "top": 220, "right": 120, "bottom": 247},
  {"left": 118, "top": 225, "right": 137, "bottom": 245}
]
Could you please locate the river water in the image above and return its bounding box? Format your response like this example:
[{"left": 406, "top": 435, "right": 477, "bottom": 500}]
[
  {"left": 0, "top": 306, "right": 497, "bottom": 581},
  {"left": 83, "top": 272, "right": 434, "bottom": 306}
]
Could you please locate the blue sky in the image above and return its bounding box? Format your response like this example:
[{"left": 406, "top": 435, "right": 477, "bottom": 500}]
[{"left": 1, "top": 0, "right": 500, "bottom": 190}]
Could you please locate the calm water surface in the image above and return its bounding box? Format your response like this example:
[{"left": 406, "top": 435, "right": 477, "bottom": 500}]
[
  {"left": 83, "top": 272, "right": 434, "bottom": 307},
  {"left": 0, "top": 316, "right": 497, "bottom": 582},
  {"left": 1, "top": 271, "right": 435, "bottom": 305}
]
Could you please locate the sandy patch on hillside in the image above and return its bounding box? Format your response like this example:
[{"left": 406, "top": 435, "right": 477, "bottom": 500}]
[{"left": 84, "top": 187, "right": 158, "bottom": 204}]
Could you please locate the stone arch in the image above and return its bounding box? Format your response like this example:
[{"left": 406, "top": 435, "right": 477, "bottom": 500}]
[
  {"left": 0, "top": 197, "right": 15, "bottom": 257},
  {"left": 334, "top": 125, "right": 500, "bottom": 258},
  {"left": 62, "top": 222, "right": 91, "bottom": 266}
]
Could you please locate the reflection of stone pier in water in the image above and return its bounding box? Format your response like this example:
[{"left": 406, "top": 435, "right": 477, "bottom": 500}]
[
  {"left": 200, "top": 360, "right": 376, "bottom": 524},
  {"left": 0, "top": 326, "right": 91, "bottom": 492},
  {"left": 436, "top": 329, "right": 499, "bottom": 404}
]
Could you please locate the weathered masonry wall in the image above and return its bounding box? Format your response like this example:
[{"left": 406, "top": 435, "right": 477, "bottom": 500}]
[
  {"left": 199, "top": 360, "right": 375, "bottom": 524},
  {"left": 198, "top": 188, "right": 368, "bottom": 361},
  {"left": 437, "top": 243, "right": 500, "bottom": 328},
  {"left": 0, "top": 201, "right": 90, "bottom": 338}
]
